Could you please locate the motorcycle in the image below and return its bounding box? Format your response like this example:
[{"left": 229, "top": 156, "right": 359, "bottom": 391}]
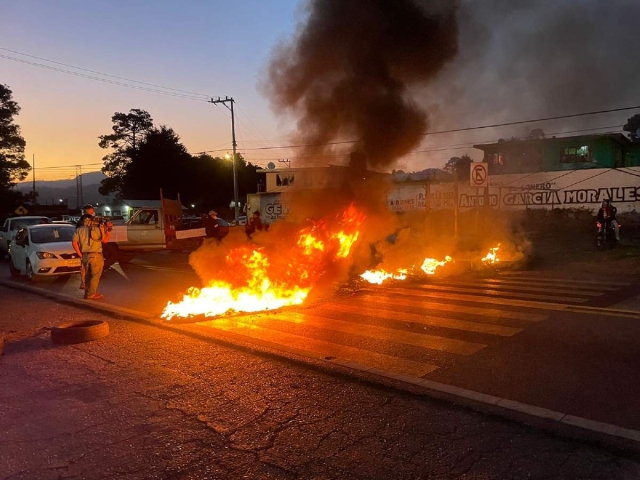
[{"left": 595, "top": 221, "right": 618, "bottom": 250}]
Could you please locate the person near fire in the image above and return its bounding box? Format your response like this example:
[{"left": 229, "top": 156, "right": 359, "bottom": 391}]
[
  {"left": 75, "top": 204, "right": 95, "bottom": 290},
  {"left": 72, "top": 205, "right": 111, "bottom": 299},
  {"left": 245, "top": 210, "right": 268, "bottom": 239},
  {"left": 597, "top": 199, "right": 620, "bottom": 242},
  {"left": 204, "top": 210, "right": 221, "bottom": 242}
]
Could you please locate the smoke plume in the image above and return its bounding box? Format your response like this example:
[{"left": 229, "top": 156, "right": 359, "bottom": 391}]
[{"left": 265, "top": 0, "right": 459, "bottom": 169}]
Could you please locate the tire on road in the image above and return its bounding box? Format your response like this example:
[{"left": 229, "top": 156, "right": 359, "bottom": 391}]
[{"left": 51, "top": 321, "right": 109, "bottom": 345}]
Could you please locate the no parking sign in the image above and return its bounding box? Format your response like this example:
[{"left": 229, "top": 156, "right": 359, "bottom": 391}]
[{"left": 469, "top": 162, "right": 488, "bottom": 188}]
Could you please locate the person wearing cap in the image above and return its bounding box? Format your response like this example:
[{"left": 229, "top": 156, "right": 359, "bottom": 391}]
[
  {"left": 75, "top": 204, "right": 95, "bottom": 290},
  {"left": 72, "top": 204, "right": 110, "bottom": 299},
  {"left": 203, "top": 210, "right": 221, "bottom": 240}
]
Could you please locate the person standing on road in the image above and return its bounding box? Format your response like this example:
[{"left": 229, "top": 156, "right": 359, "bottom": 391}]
[
  {"left": 72, "top": 206, "right": 111, "bottom": 300},
  {"left": 75, "top": 204, "right": 95, "bottom": 290},
  {"left": 204, "top": 210, "right": 220, "bottom": 241},
  {"left": 245, "top": 210, "right": 267, "bottom": 239}
]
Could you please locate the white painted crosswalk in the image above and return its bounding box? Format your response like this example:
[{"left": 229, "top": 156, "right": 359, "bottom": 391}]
[{"left": 195, "top": 273, "right": 633, "bottom": 380}]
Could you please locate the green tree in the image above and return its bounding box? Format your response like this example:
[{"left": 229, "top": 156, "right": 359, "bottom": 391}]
[
  {"left": 443, "top": 154, "right": 472, "bottom": 181},
  {"left": 623, "top": 114, "right": 640, "bottom": 142},
  {"left": 0, "top": 84, "right": 30, "bottom": 213},
  {"left": 120, "top": 125, "right": 193, "bottom": 199},
  {"left": 98, "top": 109, "right": 153, "bottom": 196}
]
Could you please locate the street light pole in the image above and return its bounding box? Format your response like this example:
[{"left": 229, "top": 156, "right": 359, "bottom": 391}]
[{"left": 210, "top": 96, "right": 239, "bottom": 224}]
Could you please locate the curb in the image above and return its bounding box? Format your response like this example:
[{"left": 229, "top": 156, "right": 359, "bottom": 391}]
[{"left": 1, "top": 278, "right": 639, "bottom": 454}]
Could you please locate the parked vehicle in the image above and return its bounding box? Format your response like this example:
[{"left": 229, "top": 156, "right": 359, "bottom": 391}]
[
  {"left": 102, "top": 193, "right": 211, "bottom": 268},
  {"left": 0, "top": 216, "right": 52, "bottom": 258},
  {"left": 595, "top": 221, "right": 618, "bottom": 250},
  {"left": 8, "top": 224, "right": 81, "bottom": 281}
]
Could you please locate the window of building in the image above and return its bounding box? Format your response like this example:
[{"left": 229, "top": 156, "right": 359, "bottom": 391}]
[
  {"left": 488, "top": 153, "right": 503, "bottom": 165},
  {"left": 276, "top": 174, "right": 295, "bottom": 186},
  {"left": 562, "top": 146, "right": 591, "bottom": 163}
]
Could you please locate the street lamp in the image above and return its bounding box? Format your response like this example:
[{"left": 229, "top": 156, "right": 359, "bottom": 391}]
[
  {"left": 225, "top": 151, "right": 239, "bottom": 222},
  {"left": 210, "top": 96, "right": 239, "bottom": 224}
]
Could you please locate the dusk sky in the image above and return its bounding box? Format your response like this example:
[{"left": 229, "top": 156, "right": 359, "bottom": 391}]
[{"left": 3, "top": 0, "right": 640, "bottom": 181}]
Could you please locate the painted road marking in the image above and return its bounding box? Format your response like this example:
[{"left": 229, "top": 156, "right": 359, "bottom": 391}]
[
  {"left": 197, "top": 318, "right": 439, "bottom": 377},
  {"left": 347, "top": 295, "right": 548, "bottom": 322},
  {"left": 435, "top": 280, "right": 606, "bottom": 296},
  {"left": 415, "top": 284, "right": 600, "bottom": 300},
  {"left": 397, "top": 285, "right": 588, "bottom": 304},
  {"left": 468, "top": 278, "right": 619, "bottom": 292},
  {"left": 361, "top": 287, "right": 583, "bottom": 310},
  {"left": 264, "top": 312, "right": 487, "bottom": 355},
  {"left": 498, "top": 272, "right": 632, "bottom": 287},
  {"left": 318, "top": 303, "right": 523, "bottom": 337}
]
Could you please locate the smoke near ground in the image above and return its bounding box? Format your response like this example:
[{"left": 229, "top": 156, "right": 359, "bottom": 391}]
[{"left": 265, "top": 0, "right": 459, "bottom": 169}]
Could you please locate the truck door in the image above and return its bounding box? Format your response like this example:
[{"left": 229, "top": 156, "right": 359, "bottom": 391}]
[{"left": 126, "top": 209, "right": 164, "bottom": 248}]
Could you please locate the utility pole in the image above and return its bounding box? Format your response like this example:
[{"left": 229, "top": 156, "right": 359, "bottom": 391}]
[
  {"left": 75, "top": 165, "right": 84, "bottom": 209},
  {"left": 31, "top": 154, "right": 36, "bottom": 205},
  {"left": 209, "top": 96, "right": 239, "bottom": 224}
]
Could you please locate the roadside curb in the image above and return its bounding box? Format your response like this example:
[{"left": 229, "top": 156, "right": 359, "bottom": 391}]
[{"left": 1, "top": 278, "right": 639, "bottom": 454}]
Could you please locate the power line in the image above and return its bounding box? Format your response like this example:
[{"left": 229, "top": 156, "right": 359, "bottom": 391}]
[
  {"left": 0, "top": 47, "right": 216, "bottom": 98},
  {"left": 0, "top": 53, "right": 211, "bottom": 102}
]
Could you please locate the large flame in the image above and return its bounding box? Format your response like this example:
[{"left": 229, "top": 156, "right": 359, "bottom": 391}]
[
  {"left": 360, "top": 268, "right": 408, "bottom": 284},
  {"left": 421, "top": 256, "right": 453, "bottom": 275},
  {"left": 162, "top": 204, "right": 365, "bottom": 320},
  {"left": 481, "top": 244, "right": 500, "bottom": 265}
]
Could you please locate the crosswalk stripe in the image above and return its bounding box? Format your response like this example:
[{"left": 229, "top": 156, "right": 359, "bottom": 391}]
[
  {"left": 197, "top": 318, "right": 439, "bottom": 377},
  {"left": 436, "top": 280, "right": 608, "bottom": 295},
  {"left": 343, "top": 295, "right": 547, "bottom": 322},
  {"left": 266, "top": 312, "right": 487, "bottom": 355},
  {"left": 462, "top": 278, "right": 620, "bottom": 293},
  {"left": 318, "top": 303, "right": 523, "bottom": 337},
  {"left": 399, "top": 285, "right": 588, "bottom": 303},
  {"left": 498, "top": 272, "right": 631, "bottom": 287},
  {"left": 361, "top": 287, "right": 583, "bottom": 310}
]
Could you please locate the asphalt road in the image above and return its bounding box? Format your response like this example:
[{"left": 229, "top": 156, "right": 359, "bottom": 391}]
[{"left": 2, "top": 286, "right": 640, "bottom": 479}]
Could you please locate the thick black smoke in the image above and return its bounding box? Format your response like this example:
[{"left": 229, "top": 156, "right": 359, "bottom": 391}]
[{"left": 265, "top": 0, "right": 459, "bottom": 169}]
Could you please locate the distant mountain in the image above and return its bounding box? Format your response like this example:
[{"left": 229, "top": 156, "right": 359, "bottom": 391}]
[{"left": 14, "top": 171, "right": 113, "bottom": 209}]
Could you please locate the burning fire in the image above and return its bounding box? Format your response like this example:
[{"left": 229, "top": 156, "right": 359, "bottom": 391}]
[
  {"left": 360, "top": 268, "right": 408, "bottom": 285},
  {"left": 162, "top": 204, "right": 366, "bottom": 320},
  {"left": 421, "top": 256, "right": 453, "bottom": 275},
  {"left": 481, "top": 245, "right": 500, "bottom": 265}
]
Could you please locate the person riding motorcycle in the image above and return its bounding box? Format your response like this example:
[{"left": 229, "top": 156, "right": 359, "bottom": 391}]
[{"left": 597, "top": 199, "right": 620, "bottom": 242}]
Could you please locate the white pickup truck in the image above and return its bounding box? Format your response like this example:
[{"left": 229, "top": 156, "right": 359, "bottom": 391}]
[{"left": 103, "top": 196, "right": 207, "bottom": 267}]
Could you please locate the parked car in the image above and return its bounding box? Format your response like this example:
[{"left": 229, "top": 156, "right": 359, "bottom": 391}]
[
  {"left": 231, "top": 216, "right": 247, "bottom": 226},
  {"left": 8, "top": 224, "right": 80, "bottom": 281},
  {"left": 0, "top": 216, "right": 52, "bottom": 258}
]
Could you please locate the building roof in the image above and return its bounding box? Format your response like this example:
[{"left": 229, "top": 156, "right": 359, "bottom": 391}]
[
  {"left": 473, "top": 133, "right": 630, "bottom": 151},
  {"left": 120, "top": 200, "right": 187, "bottom": 210}
]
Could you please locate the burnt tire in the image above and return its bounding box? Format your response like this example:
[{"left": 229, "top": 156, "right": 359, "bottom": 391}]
[{"left": 51, "top": 320, "right": 109, "bottom": 345}]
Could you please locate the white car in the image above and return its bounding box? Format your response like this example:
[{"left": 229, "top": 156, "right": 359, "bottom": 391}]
[
  {"left": 9, "top": 224, "right": 81, "bottom": 281},
  {"left": 0, "top": 216, "right": 52, "bottom": 257}
]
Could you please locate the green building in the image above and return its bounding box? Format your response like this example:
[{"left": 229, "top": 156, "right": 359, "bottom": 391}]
[{"left": 474, "top": 133, "right": 640, "bottom": 175}]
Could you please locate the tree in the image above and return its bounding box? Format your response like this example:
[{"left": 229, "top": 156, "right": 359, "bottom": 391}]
[
  {"left": 623, "top": 114, "right": 640, "bottom": 142},
  {"left": 443, "top": 154, "right": 472, "bottom": 181},
  {"left": 120, "top": 125, "right": 193, "bottom": 199},
  {"left": 98, "top": 109, "right": 153, "bottom": 195},
  {"left": 0, "top": 84, "right": 30, "bottom": 212}
]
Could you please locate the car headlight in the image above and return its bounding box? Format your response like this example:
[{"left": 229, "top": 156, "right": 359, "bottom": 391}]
[{"left": 36, "top": 252, "right": 58, "bottom": 259}]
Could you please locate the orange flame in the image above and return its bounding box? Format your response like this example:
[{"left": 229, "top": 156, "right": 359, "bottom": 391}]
[
  {"left": 420, "top": 256, "right": 453, "bottom": 275},
  {"left": 360, "top": 268, "right": 408, "bottom": 284},
  {"left": 481, "top": 245, "right": 500, "bottom": 265},
  {"left": 162, "top": 203, "right": 365, "bottom": 320}
]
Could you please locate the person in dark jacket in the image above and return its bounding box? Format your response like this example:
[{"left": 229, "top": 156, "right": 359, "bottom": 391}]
[
  {"left": 203, "top": 210, "right": 221, "bottom": 240},
  {"left": 245, "top": 210, "right": 267, "bottom": 239},
  {"left": 597, "top": 199, "right": 620, "bottom": 241}
]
